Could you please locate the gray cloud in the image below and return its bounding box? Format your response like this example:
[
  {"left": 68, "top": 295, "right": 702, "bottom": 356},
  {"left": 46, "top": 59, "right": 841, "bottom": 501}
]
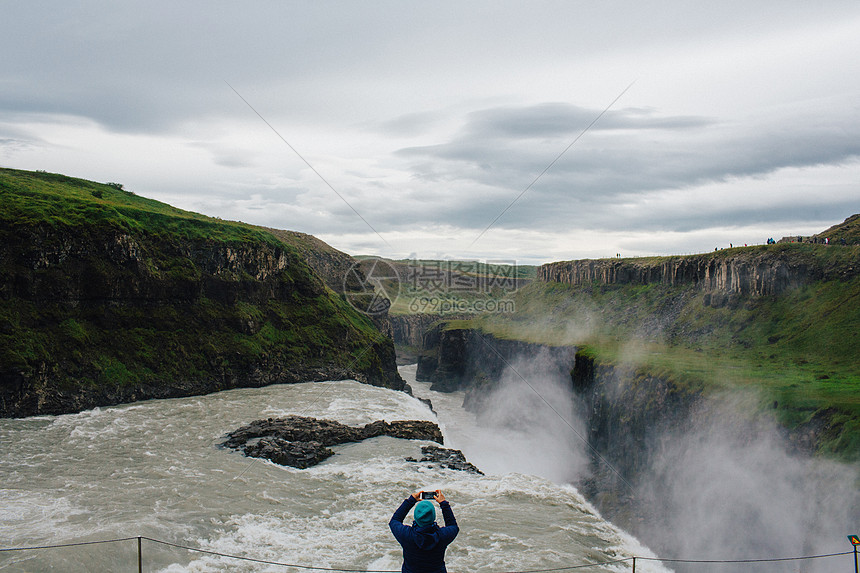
[
  {"left": 2, "top": 2, "right": 859, "bottom": 259},
  {"left": 2, "top": 3, "right": 415, "bottom": 133},
  {"left": 616, "top": 196, "right": 860, "bottom": 235},
  {"left": 461, "top": 104, "right": 713, "bottom": 139},
  {"left": 0, "top": 137, "right": 39, "bottom": 157},
  {"left": 186, "top": 141, "right": 258, "bottom": 170},
  {"left": 388, "top": 99, "right": 860, "bottom": 235},
  {"left": 374, "top": 111, "right": 448, "bottom": 137}
]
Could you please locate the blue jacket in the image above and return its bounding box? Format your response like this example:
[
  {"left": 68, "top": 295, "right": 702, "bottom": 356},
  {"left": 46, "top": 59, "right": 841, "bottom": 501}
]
[{"left": 389, "top": 496, "right": 459, "bottom": 573}]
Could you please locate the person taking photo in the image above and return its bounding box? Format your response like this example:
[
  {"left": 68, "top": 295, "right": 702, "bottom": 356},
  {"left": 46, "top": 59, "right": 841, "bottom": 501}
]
[{"left": 389, "top": 489, "right": 459, "bottom": 573}]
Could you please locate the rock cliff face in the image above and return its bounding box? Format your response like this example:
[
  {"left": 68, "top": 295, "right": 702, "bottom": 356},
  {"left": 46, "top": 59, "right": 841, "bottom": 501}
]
[
  {"left": 0, "top": 169, "right": 403, "bottom": 418},
  {"left": 571, "top": 353, "right": 700, "bottom": 485},
  {"left": 387, "top": 313, "right": 449, "bottom": 349},
  {"left": 8, "top": 225, "right": 291, "bottom": 304},
  {"left": 539, "top": 248, "right": 853, "bottom": 297},
  {"left": 264, "top": 228, "right": 364, "bottom": 293},
  {"left": 0, "top": 224, "right": 404, "bottom": 417},
  {"left": 417, "top": 327, "right": 577, "bottom": 395}
]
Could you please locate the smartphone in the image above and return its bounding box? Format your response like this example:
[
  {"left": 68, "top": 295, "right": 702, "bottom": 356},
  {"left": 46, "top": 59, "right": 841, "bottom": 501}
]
[{"left": 421, "top": 491, "right": 436, "bottom": 500}]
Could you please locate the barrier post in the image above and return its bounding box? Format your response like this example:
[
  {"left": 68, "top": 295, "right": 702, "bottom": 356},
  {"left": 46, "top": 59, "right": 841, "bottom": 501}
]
[
  {"left": 138, "top": 536, "right": 142, "bottom": 573},
  {"left": 849, "top": 535, "right": 860, "bottom": 573},
  {"left": 632, "top": 556, "right": 635, "bottom": 572}
]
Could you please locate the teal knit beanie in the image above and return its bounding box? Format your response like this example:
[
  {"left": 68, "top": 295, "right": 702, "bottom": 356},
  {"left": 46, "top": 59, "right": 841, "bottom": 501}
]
[{"left": 413, "top": 500, "right": 436, "bottom": 526}]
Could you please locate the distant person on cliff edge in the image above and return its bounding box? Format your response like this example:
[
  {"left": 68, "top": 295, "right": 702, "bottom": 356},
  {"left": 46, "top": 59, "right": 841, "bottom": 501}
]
[{"left": 389, "top": 490, "right": 459, "bottom": 573}]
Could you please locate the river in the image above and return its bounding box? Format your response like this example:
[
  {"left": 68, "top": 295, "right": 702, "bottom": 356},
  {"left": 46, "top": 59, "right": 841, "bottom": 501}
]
[{"left": 0, "top": 365, "right": 669, "bottom": 572}]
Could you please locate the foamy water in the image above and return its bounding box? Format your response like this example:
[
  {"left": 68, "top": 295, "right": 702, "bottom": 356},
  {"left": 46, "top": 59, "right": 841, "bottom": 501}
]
[{"left": 0, "top": 366, "right": 668, "bottom": 572}]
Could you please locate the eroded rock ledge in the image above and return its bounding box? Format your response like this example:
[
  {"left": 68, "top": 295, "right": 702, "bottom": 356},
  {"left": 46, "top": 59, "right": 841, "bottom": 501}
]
[
  {"left": 222, "top": 415, "right": 448, "bottom": 469},
  {"left": 406, "top": 445, "right": 484, "bottom": 475}
]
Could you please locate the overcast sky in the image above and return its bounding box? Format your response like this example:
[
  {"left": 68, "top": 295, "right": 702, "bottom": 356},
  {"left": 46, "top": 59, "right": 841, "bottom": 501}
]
[{"left": 2, "top": 2, "right": 858, "bottom": 264}]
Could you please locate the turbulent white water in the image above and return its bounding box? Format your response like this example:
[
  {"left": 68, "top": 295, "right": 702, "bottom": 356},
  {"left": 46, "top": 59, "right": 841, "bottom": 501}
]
[{"left": 0, "top": 365, "right": 668, "bottom": 572}]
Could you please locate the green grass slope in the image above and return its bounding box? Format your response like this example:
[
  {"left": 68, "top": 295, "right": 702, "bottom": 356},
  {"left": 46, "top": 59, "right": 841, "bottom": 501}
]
[
  {"left": 0, "top": 168, "right": 399, "bottom": 416},
  {"left": 349, "top": 256, "right": 532, "bottom": 316},
  {"left": 813, "top": 213, "right": 860, "bottom": 244}
]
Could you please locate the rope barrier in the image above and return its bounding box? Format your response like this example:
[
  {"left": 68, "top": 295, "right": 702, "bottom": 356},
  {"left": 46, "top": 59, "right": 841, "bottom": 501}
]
[
  {"left": 142, "top": 536, "right": 395, "bottom": 572},
  {"left": 494, "top": 557, "right": 633, "bottom": 572},
  {"left": 637, "top": 549, "right": 854, "bottom": 564},
  {"left": 0, "top": 535, "right": 855, "bottom": 571},
  {"left": 0, "top": 536, "right": 139, "bottom": 552}
]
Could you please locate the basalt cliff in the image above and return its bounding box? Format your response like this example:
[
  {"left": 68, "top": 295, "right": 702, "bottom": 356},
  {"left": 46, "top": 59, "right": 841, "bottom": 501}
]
[
  {"left": 540, "top": 243, "right": 858, "bottom": 302},
  {"left": 0, "top": 168, "right": 403, "bottom": 417},
  {"left": 539, "top": 214, "right": 858, "bottom": 297}
]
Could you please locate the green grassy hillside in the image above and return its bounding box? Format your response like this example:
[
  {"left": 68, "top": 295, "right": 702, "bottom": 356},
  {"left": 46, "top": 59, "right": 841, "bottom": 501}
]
[
  {"left": 0, "top": 168, "right": 400, "bottom": 416},
  {"left": 812, "top": 213, "right": 860, "bottom": 244},
  {"left": 0, "top": 169, "right": 276, "bottom": 242},
  {"left": 350, "top": 256, "right": 532, "bottom": 316}
]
